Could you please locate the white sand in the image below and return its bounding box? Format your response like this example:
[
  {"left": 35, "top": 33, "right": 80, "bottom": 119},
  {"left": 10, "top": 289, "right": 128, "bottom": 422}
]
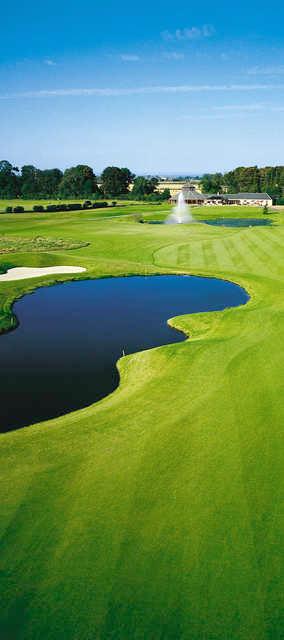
[{"left": 0, "top": 266, "right": 86, "bottom": 282}]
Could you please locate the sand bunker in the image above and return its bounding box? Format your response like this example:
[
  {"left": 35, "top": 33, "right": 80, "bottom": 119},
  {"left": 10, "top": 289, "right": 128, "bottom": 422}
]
[{"left": 0, "top": 266, "right": 86, "bottom": 282}]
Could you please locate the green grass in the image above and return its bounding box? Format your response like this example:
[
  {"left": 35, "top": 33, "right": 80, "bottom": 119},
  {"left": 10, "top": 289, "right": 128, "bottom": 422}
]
[
  {"left": 0, "top": 198, "right": 115, "bottom": 212},
  {"left": 0, "top": 198, "right": 95, "bottom": 213},
  {"left": 0, "top": 204, "right": 284, "bottom": 639},
  {"left": 0, "top": 197, "right": 169, "bottom": 213}
]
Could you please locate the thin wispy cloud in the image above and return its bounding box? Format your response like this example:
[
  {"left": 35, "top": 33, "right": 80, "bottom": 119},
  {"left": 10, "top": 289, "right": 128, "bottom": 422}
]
[
  {"left": 213, "top": 103, "right": 284, "bottom": 113},
  {"left": 179, "top": 113, "right": 247, "bottom": 120},
  {"left": 161, "top": 25, "right": 215, "bottom": 41},
  {"left": 119, "top": 54, "right": 140, "bottom": 62},
  {"left": 1, "top": 83, "right": 284, "bottom": 99},
  {"left": 248, "top": 65, "right": 284, "bottom": 75},
  {"left": 213, "top": 103, "right": 265, "bottom": 111},
  {"left": 180, "top": 103, "right": 284, "bottom": 119},
  {"left": 44, "top": 58, "right": 57, "bottom": 66},
  {"left": 163, "top": 52, "right": 185, "bottom": 60}
]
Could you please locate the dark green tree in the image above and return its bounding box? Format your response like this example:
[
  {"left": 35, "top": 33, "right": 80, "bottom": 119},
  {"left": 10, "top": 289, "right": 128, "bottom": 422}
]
[
  {"left": 39, "top": 169, "right": 63, "bottom": 197},
  {"left": 159, "top": 188, "right": 171, "bottom": 201},
  {"left": 224, "top": 166, "right": 260, "bottom": 193},
  {"left": 259, "top": 166, "right": 284, "bottom": 199},
  {"left": 58, "top": 165, "right": 98, "bottom": 197},
  {"left": 21, "top": 165, "right": 41, "bottom": 197},
  {"left": 101, "top": 166, "right": 135, "bottom": 196},
  {"left": 0, "top": 160, "right": 20, "bottom": 197},
  {"left": 131, "top": 176, "right": 159, "bottom": 199},
  {"left": 200, "top": 173, "right": 224, "bottom": 194}
]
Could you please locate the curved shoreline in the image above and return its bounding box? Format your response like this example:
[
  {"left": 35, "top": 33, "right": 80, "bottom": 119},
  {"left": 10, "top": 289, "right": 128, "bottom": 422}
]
[
  {"left": 0, "top": 267, "right": 252, "bottom": 341},
  {"left": 0, "top": 274, "right": 249, "bottom": 432}
]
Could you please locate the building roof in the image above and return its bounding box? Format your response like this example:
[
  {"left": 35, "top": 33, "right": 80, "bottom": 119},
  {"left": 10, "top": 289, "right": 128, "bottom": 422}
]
[
  {"left": 180, "top": 189, "right": 206, "bottom": 200},
  {"left": 172, "top": 190, "right": 273, "bottom": 202},
  {"left": 224, "top": 193, "right": 272, "bottom": 200}
]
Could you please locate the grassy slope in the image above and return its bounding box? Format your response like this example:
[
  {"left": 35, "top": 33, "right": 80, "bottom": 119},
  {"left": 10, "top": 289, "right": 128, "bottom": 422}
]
[{"left": 0, "top": 205, "right": 284, "bottom": 639}]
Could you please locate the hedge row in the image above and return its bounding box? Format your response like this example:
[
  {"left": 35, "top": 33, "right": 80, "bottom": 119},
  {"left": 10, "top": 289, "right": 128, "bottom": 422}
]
[{"left": 4, "top": 201, "right": 117, "bottom": 214}]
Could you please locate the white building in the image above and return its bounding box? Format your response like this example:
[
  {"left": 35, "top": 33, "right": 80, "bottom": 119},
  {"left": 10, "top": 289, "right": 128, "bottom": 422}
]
[{"left": 171, "top": 189, "right": 273, "bottom": 207}]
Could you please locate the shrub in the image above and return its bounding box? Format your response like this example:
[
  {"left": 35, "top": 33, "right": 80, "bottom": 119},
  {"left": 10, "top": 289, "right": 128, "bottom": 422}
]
[
  {"left": 46, "top": 205, "right": 58, "bottom": 212},
  {"left": 5, "top": 207, "right": 13, "bottom": 213},
  {"left": 13, "top": 206, "right": 25, "bottom": 213},
  {"left": 112, "top": 201, "right": 117, "bottom": 207},
  {"left": 82, "top": 200, "right": 92, "bottom": 209},
  {"left": 0, "top": 262, "right": 14, "bottom": 274},
  {"left": 66, "top": 203, "right": 82, "bottom": 211},
  {"left": 146, "top": 193, "right": 164, "bottom": 202},
  {"left": 92, "top": 201, "right": 108, "bottom": 209},
  {"left": 33, "top": 205, "right": 44, "bottom": 212}
]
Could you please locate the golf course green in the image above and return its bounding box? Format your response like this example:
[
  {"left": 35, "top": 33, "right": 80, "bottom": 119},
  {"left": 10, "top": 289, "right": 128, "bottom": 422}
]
[{"left": 1, "top": 202, "right": 284, "bottom": 639}]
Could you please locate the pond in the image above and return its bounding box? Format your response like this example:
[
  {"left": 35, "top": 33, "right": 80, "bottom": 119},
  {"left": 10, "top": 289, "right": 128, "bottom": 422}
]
[
  {"left": 202, "top": 218, "right": 273, "bottom": 227},
  {"left": 0, "top": 275, "right": 249, "bottom": 432}
]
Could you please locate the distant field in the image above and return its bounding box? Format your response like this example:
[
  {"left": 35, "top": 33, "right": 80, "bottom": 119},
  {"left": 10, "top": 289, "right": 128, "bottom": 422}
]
[
  {"left": 0, "top": 198, "right": 87, "bottom": 212},
  {"left": 0, "top": 199, "right": 173, "bottom": 222},
  {"left": 0, "top": 198, "right": 168, "bottom": 213}
]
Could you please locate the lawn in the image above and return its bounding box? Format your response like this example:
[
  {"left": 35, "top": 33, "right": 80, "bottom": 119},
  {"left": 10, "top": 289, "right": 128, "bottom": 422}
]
[
  {"left": 0, "top": 197, "right": 170, "bottom": 215},
  {"left": 0, "top": 204, "right": 284, "bottom": 639}
]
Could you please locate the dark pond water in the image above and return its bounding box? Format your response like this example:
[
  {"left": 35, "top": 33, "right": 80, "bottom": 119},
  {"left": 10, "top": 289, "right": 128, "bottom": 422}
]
[
  {"left": 0, "top": 276, "right": 249, "bottom": 432},
  {"left": 203, "top": 218, "right": 273, "bottom": 227}
]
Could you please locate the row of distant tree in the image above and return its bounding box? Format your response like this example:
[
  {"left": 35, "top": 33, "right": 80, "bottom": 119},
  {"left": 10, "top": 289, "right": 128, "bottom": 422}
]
[
  {"left": 200, "top": 166, "right": 284, "bottom": 200},
  {"left": 1, "top": 160, "right": 283, "bottom": 201},
  {"left": 0, "top": 161, "right": 170, "bottom": 201}
]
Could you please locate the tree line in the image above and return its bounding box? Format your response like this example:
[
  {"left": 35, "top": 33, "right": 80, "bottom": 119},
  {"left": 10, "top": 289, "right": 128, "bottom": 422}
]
[
  {"left": 200, "top": 165, "right": 284, "bottom": 201},
  {"left": 1, "top": 160, "right": 282, "bottom": 202},
  {"left": 0, "top": 161, "right": 170, "bottom": 201}
]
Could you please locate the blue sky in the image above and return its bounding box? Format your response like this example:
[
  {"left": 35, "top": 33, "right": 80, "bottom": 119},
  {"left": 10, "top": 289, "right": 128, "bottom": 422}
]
[{"left": 1, "top": 0, "right": 283, "bottom": 174}]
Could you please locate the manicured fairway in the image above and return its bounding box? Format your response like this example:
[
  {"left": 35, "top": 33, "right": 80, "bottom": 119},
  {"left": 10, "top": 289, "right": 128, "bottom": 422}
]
[{"left": 0, "top": 204, "right": 284, "bottom": 639}]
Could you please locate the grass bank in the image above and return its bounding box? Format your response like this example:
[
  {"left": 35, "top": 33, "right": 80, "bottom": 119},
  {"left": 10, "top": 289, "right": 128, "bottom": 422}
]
[{"left": 0, "top": 204, "right": 284, "bottom": 639}]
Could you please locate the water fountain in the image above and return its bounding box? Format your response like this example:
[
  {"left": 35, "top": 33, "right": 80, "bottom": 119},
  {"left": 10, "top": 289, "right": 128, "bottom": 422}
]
[{"left": 166, "top": 191, "right": 194, "bottom": 224}]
